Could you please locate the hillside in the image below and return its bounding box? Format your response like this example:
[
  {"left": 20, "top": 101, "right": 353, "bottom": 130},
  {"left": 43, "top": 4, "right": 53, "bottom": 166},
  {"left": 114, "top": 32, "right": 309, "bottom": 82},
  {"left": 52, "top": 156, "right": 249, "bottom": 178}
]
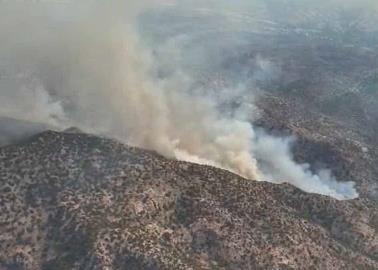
[{"left": 0, "top": 130, "right": 377, "bottom": 270}]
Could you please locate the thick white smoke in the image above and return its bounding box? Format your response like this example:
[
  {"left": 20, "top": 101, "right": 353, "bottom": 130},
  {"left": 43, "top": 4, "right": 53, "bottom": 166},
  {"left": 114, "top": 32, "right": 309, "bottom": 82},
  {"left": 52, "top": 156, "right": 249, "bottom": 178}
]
[{"left": 0, "top": 1, "right": 359, "bottom": 199}]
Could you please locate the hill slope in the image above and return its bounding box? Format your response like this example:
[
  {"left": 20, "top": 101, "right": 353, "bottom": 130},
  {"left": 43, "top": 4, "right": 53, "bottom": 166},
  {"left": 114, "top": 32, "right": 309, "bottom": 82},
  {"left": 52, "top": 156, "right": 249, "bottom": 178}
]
[{"left": 0, "top": 130, "right": 377, "bottom": 270}]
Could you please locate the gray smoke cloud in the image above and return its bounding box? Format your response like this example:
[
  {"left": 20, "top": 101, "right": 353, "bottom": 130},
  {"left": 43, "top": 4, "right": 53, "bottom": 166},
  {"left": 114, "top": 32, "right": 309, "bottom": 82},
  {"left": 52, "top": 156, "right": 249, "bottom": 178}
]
[{"left": 0, "top": 0, "right": 362, "bottom": 199}]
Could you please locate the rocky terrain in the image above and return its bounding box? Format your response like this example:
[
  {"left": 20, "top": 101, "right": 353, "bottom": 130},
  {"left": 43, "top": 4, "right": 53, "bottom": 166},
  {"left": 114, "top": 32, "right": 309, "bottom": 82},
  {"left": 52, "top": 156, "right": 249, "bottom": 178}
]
[
  {"left": 0, "top": 130, "right": 377, "bottom": 269},
  {"left": 1, "top": 2, "right": 378, "bottom": 269}
]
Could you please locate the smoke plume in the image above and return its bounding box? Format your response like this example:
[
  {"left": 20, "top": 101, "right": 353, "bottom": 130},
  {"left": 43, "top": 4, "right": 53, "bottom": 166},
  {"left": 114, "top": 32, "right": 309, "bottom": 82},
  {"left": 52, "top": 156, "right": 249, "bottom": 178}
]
[{"left": 0, "top": 0, "right": 360, "bottom": 199}]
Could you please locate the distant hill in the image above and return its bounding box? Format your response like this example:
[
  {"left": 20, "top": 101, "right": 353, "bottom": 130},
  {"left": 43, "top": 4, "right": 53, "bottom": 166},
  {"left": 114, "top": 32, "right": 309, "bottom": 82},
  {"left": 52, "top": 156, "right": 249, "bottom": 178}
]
[{"left": 0, "top": 117, "right": 53, "bottom": 146}]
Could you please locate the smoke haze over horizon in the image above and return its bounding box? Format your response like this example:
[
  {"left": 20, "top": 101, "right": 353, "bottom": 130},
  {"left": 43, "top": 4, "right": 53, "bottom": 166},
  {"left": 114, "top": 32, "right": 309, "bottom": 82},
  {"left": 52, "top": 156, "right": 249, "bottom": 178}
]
[{"left": 0, "top": 0, "right": 370, "bottom": 199}]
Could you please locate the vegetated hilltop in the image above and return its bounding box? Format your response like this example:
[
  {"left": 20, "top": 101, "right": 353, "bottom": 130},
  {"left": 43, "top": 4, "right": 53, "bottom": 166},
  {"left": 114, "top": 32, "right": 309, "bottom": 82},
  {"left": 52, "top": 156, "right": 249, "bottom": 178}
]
[{"left": 0, "top": 130, "right": 377, "bottom": 269}]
